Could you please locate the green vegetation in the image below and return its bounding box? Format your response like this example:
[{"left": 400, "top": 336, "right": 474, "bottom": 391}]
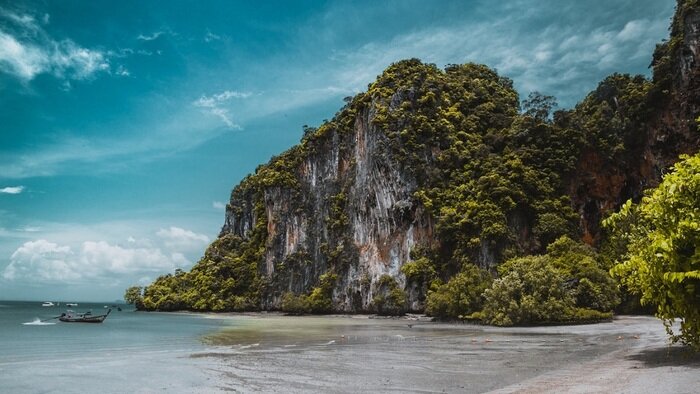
[
  {"left": 372, "top": 275, "right": 407, "bottom": 315},
  {"left": 425, "top": 264, "right": 492, "bottom": 320},
  {"left": 279, "top": 272, "right": 338, "bottom": 314},
  {"left": 480, "top": 236, "right": 617, "bottom": 326},
  {"left": 124, "top": 286, "right": 144, "bottom": 309},
  {"left": 423, "top": 236, "right": 617, "bottom": 325},
  {"left": 141, "top": 234, "right": 264, "bottom": 311},
  {"left": 606, "top": 154, "right": 700, "bottom": 350}
]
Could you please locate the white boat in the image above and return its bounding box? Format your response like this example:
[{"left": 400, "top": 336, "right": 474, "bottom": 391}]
[
  {"left": 41, "top": 301, "right": 55, "bottom": 307},
  {"left": 66, "top": 303, "right": 78, "bottom": 307}
]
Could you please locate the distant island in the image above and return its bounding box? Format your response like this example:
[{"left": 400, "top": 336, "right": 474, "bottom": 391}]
[{"left": 127, "top": 0, "right": 700, "bottom": 350}]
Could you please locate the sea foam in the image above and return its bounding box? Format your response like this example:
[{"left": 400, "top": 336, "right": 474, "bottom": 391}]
[{"left": 22, "top": 318, "right": 56, "bottom": 326}]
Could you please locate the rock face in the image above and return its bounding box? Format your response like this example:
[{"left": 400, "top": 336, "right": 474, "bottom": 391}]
[
  {"left": 569, "top": 1, "right": 700, "bottom": 245},
  {"left": 221, "top": 104, "right": 437, "bottom": 311}
]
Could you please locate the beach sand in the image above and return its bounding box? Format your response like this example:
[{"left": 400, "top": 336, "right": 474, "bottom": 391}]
[{"left": 195, "top": 315, "right": 699, "bottom": 393}]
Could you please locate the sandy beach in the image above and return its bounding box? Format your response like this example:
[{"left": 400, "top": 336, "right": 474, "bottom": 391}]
[
  {"left": 194, "top": 314, "right": 699, "bottom": 393},
  {"left": 2, "top": 305, "right": 697, "bottom": 393}
]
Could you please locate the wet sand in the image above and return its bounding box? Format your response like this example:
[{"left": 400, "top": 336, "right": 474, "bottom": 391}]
[{"left": 197, "top": 315, "right": 699, "bottom": 393}]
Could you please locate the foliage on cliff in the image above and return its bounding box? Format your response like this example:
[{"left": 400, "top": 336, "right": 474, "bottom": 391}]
[
  {"left": 141, "top": 233, "right": 264, "bottom": 311},
  {"left": 606, "top": 154, "right": 700, "bottom": 350}
]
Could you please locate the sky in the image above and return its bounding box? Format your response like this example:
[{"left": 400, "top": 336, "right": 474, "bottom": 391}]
[{"left": 0, "top": 0, "right": 676, "bottom": 301}]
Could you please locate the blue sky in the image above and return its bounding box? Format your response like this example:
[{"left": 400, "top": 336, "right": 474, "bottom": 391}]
[{"left": 0, "top": 0, "right": 675, "bottom": 301}]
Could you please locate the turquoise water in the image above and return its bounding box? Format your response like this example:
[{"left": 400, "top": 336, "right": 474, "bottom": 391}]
[
  {"left": 0, "top": 301, "right": 231, "bottom": 393},
  {"left": 0, "top": 301, "right": 227, "bottom": 361}
]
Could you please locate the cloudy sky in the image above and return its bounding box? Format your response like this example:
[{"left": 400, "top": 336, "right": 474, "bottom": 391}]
[{"left": 0, "top": 0, "right": 675, "bottom": 301}]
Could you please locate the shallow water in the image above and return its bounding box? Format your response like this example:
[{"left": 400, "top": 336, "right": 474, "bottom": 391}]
[{"left": 0, "top": 300, "right": 231, "bottom": 393}]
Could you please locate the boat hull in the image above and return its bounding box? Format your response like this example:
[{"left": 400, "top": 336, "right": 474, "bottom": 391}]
[
  {"left": 58, "top": 316, "right": 108, "bottom": 323},
  {"left": 58, "top": 309, "right": 110, "bottom": 323}
]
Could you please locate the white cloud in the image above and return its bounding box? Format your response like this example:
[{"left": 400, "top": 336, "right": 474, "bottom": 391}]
[
  {"left": 194, "top": 90, "right": 252, "bottom": 107},
  {"left": 4, "top": 240, "right": 79, "bottom": 282},
  {"left": 316, "top": 9, "right": 670, "bottom": 108},
  {"left": 115, "top": 64, "right": 130, "bottom": 76},
  {"left": 3, "top": 235, "right": 197, "bottom": 284},
  {"left": 204, "top": 30, "right": 221, "bottom": 43},
  {"left": 0, "top": 31, "right": 47, "bottom": 80},
  {"left": 137, "top": 31, "right": 164, "bottom": 41},
  {"left": 212, "top": 201, "right": 226, "bottom": 210},
  {"left": 1, "top": 221, "right": 214, "bottom": 286},
  {"left": 0, "top": 186, "right": 24, "bottom": 194},
  {"left": 193, "top": 90, "right": 251, "bottom": 129},
  {"left": 49, "top": 40, "right": 110, "bottom": 78},
  {"left": 617, "top": 20, "right": 646, "bottom": 42},
  {"left": 80, "top": 240, "right": 176, "bottom": 275},
  {"left": 0, "top": 10, "right": 39, "bottom": 30},
  {"left": 156, "top": 226, "right": 210, "bottom": 251},
  {"left": 0, "top": 12, "right": 110, "bottom": 82}
]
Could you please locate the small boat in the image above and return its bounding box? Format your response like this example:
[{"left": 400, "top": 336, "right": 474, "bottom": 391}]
[
  {"left": 66, "top": 303, "right": 78, "bottom": 307},
  {"left": 59, "top": 309, "right": 111, "bottom": 323},
  {"left": 41, "top": 302, "right": 55, "bottom": 307}
]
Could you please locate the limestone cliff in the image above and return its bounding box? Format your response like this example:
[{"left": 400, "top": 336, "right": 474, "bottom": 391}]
[
  {"left": 141, "top": 0, "right": 700, "bottom": 313},
  {"left": 221, "top": 99, "right": 438, "bottom": 312}
]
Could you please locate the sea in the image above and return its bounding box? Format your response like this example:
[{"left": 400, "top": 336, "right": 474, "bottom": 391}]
[{"left": 0, "top": 300, "right": 231, "bottom": 393}]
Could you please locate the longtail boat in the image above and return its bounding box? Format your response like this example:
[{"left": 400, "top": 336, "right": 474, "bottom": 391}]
[{"left": 59, "top": 309, "right": 111, "bottom": 323}]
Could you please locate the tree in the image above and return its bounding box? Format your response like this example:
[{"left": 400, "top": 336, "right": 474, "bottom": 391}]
[
  {"left": 607, "top": 154, "right": 700, "bottom": 350},
  {"left": 522, "top": 91, "right": 557, "bottom": 121},
  {"left": 124, "top": 286, "right": 144, "bottom": 309}
]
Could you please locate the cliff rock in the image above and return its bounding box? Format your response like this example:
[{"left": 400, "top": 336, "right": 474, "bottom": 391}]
[{"left": 141, "top": 0, "right": 700, "bottom": 313}]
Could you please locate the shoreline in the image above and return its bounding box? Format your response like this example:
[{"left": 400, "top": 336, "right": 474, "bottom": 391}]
[
  {"left": 149, "top": 308, "right": 618, "bottom": 325},
  {"left": 190, "top": 314, "right": 699, "bottom": 393}
]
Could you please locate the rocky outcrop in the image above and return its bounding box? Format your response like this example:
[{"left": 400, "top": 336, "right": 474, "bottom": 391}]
[
  {"left": 221, "top": 101, "right": 437, "bottom": 311},
  {"left": 569, "top": 2, "right": 700, "bottom": 246},
  {"left": 180, "top": 0, "right": 700, "bottom": 313}
]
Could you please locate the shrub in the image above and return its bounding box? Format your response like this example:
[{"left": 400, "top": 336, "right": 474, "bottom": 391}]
[
  {"left": 280, "top": 293, "right": 309, "bottom": 315},
  {"left": 307, "top": 272, "right": 337, "bottom": 313},
  {"left": 425, "top": 264, "right": 492, "bottom": 319},
  {"left": 481, "top": 237, "right": 620, "bottom": 327},
  {"left": 482, "top": 256, "right": 572, "bottom": 326}
]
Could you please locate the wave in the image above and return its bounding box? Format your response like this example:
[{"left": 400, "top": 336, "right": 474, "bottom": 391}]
[{"left": 22, "top": 318, "right": 56, "bottom": 326}]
